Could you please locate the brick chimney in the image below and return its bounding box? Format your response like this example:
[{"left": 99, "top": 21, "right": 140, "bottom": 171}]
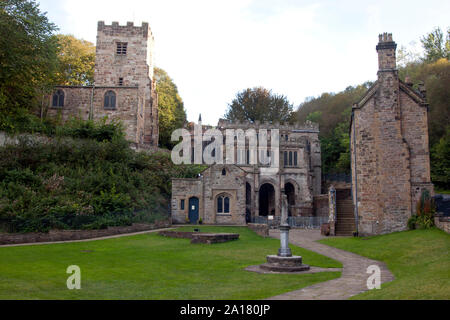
[{"left": 376, "top": 33, "right": 397, "bottom": 71}]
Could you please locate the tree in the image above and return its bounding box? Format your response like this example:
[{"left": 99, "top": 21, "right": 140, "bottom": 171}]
[
  {"left": 154, "top": 67, "right": 187, "bottom": 149},
  {"left": 431, "top": 126, "right": 450, "bottom": 190},
  {"left": 0, "top": 0, "right": 58, "bottom": 113},
  {"left": 54, "top": 34, "right": 95, "bottom": 86},
  {"left": 421, "top": 27, "right": 450, "bottom": 63},
  {"left": 224, "top": 87, "right": 293, "bottom": 123}
]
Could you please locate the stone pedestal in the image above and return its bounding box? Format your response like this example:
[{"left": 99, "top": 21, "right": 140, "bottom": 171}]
[{"left": 260, "top": 255, "right": 310, "bottom": 272}]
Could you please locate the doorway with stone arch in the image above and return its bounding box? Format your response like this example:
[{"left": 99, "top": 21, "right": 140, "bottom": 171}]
[
  {"left": 284, "top": 182, "right": 296, "bottom": 217},
  {"left": 259, "top": 183, "right": 276, "bottom": 216}
]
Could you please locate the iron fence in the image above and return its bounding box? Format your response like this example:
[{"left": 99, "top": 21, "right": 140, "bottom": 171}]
[{"left": 251, "top": 216, "right": 329, "bottom": 229}]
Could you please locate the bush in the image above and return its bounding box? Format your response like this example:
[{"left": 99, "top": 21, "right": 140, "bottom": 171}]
[
  {"left": 0, "top": 122, "right": 204, "bottom": 233},
  {"left": 408, "top": 190, "right": 436, "bottom": 230}
]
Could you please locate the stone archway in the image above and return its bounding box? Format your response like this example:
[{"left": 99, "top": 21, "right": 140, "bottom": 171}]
[
  {"left": 246, "top": 182, "right": 252, "bottom": 223},
  {"left": 285, "top": 182, "right": 296, "bottom": 217},
  {"left": 259, "top": 183, "right": 276, "bottom": 216}
]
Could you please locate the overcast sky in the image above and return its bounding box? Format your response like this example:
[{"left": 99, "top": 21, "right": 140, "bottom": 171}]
[{"left": 38, "top": 0, "right": 449, "bottom": 125}]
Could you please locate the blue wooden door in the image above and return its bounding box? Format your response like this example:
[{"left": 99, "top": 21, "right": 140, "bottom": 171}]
[{"left": 188, "top": 197, "right": 199, "bottom": 224}]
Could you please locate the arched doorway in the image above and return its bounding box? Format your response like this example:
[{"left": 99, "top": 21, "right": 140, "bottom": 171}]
[
  {"left": 188, "top": 197, "right": 199, "bottom": 224},
  {"left": 246, "top": 183, "right": 252, "bottom": 223},
  {"left": 259, "top": 183, "right": 275, "bottom": 216},
  {"left": 285, "top": 183, "right": 295, "bottom": 217}
]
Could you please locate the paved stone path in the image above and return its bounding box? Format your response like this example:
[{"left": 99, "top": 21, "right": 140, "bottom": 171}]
[{"left": 267, "top": 229, "right": 394, "bottom": 300}]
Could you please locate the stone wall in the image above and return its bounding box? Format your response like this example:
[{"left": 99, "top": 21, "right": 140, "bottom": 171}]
[
  {"left": 434, "top": 215, "right": 450, "bottom": 234},
  {"left": 247, "top": 223, "right": 269, "bottom": 237},
  {"left": 46, "top": 86, "right": 141, "bottom": 143},
  {"left": 0, "top": 220, "right": 171, "bottom": 246},
  {"left": 313, "top": 195, "right": 329, "bottom": 218}
]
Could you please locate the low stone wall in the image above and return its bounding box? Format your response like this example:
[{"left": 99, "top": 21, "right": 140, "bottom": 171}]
[
  {"left": 313, "top": 195, "right": 329, "bottom": 217},
  {"left": 0, "top": 220, "right": 171, "bottom": 245},
  {"left": 434, "top": 215, "right": 450, "bottom": 234},
  {"left": 158, "top": 230, "right": 239, "bottom": 244},
  {"left": 248, "top": 223, "right": 269, "bottom": 237}
]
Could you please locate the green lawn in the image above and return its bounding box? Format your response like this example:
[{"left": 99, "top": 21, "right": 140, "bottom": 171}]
[
  {"left": 0, "top": 226, "right": 341, "bottom": 300},
  {"left": 320, "top": 228, "right": 450, "bottom": 300}
]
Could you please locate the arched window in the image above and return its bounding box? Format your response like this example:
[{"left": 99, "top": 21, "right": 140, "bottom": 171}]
[
  {"left": 222, "top": 168, "right": 226, "bottom": 176},
  {"left": 217, "top": 195, "right": 231, "bottom": 214},
  {"left": 224, "top": 197, "right": 230, "bottom": 213},
  {"left": 217, "top": 197, "right": 223, "bottom": 213},
  {"left": 104, "top": 91, "right": 116, "bottom": 109},
  {"left": 52, "top": 90, "right": 64, "bottom": 107}
]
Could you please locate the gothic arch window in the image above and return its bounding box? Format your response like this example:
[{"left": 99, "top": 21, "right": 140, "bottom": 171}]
[
  {"left": 217, "top": 194, "right": 231, "bottom": 214},
  {"left": 104, "top": 90, "right": 116, "bottom": 110},
  {"left": 52, "top": 89, "right": 64, "bottom": 107}
]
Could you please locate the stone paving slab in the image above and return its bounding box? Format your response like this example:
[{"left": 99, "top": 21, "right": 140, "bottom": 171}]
[
  {"left": 246, "top": 264, "right": 342, "bottom": 275},
  {"left": 267, "top": 229, "right": 395, "bottom": 300}
]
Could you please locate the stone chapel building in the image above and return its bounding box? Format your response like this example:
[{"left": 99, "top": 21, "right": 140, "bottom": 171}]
[
  {"left": 46, "top": 21, "right": 159, "bottom": 147},
  {"left": 171, "top": 119, "right": 322, "bottom": 225},
  {"left": 350, "top": 33, "right": 434, "bottom": 236}
]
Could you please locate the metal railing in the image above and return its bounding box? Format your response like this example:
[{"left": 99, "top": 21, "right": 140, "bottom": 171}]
[{"left": 251, "top": 216, "right": 329, "bottom": 229}]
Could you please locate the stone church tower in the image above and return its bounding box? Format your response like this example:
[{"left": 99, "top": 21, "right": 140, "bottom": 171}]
[
  {"left": 47, "top": 21, "right": 159, "bottom": 147},
  {"left": 350, "top": 33, "right": 434, "bottom": 236}
]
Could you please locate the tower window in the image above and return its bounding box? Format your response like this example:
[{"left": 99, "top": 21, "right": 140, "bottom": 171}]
[
  {"left": 116, "top": 42, "right": 128, "bottom": 55},
  {"left": 104, "top": 90, "right": 116, "bottom": 109},
  {"left": 52, "top": 89, "right": 64, "bottom": 107},
  {"left": 118, "top": 77, "right": 123, "bottom": 86}
]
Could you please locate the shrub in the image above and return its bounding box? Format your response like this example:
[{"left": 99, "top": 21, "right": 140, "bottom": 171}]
[
  {"left": 409, "top": 190, "right": 436, "bottom": 230},
  {"left": 0, "top": 121, "right": 204, "bottom": 233}
]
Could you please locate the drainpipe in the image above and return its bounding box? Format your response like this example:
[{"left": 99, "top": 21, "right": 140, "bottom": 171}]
[
  {"left": 352, "top": 111, "right": 359, "bottom": 234},
  {"left": 89, "top": 85, "right": 95, "bottom": 120}
]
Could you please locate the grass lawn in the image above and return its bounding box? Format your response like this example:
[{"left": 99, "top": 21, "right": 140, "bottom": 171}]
[
  {"left": 320, "top": 228, "right": 450, "bottom": 300},
  {"left": 0, "top": 226, "right": 341, "bottom": 300}
]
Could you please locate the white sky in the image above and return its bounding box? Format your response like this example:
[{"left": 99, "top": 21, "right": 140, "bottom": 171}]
[{"left": 38, "top": 0, "right": 449, "bottom": 125}]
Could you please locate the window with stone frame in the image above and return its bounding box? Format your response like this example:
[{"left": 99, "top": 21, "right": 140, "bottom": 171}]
[
  {"left": 116, "top": 42, "right": 128, "bottom": 55},
  {"left": 118, "top": 77, "right": 124, "bottom": 86},
  {"left": 217, "top": 195, "right": 231, "bottom": 214},
  {"left": 104, "top": 90, "right": 116, "bottom": 109},
  {"left": 52, "top": 89, "right": 64, "bottom": 108},
  {"left": 180, "top": 199, "right": 185, "bottom": 210}
]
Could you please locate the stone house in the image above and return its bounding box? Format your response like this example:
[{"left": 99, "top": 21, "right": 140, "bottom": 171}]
[
  {"left": 350, "top": 33, "right": 434, "bottom": 236},
  {"left": 171, "top": 119, "right": 322, "bottom": 225},
  {"left": 46, "top": 21, "right": 159, "bottom": 147}
]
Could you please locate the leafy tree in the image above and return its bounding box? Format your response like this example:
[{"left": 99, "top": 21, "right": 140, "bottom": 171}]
[
  {"left": 154, "top": 67, "right": 187, "bottom": 149},
  {"left": 430, "top": 126, "right": 450, "bottom": 189},
  {"left": 224, "top": 87, "right": 293, "bottom": 123},
  {"left": 421, "top": 27, "right": 450, "bottom": 63},
  {"left": 0, "top": 0, "right": 58, "bottom": 114},
  {"left": 54, "top": 34, "right": 95, "bottom": 86},
  {"left": 306, "top": 111, "right": 322, "bottom": 123}
]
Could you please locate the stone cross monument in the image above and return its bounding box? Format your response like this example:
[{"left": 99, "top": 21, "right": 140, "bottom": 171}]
[
  {"left": 258, "top": 192, "right": 310, "bottom": 272},
  {"left": 278, "top": 194, "right": 292, "bottom": 257}
]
